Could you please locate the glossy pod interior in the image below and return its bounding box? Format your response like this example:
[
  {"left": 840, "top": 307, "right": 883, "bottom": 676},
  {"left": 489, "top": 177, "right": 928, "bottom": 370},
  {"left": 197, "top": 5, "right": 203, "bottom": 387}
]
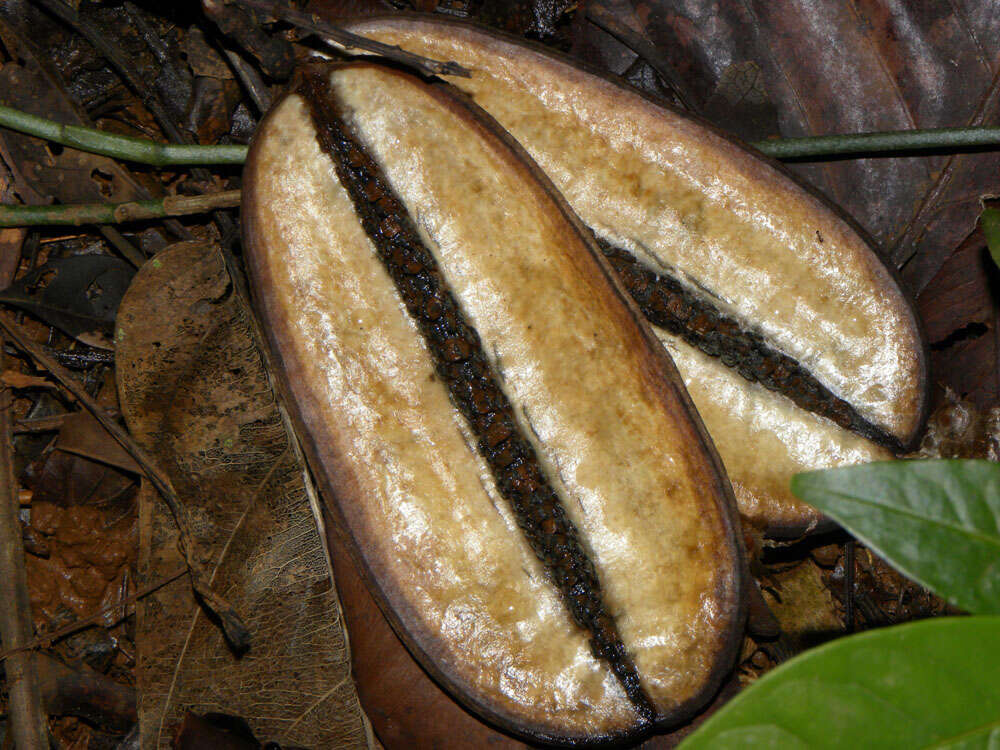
[
  {"left": 343, "top": 16, "right": 930, "bottom": 536},
  {"left": 242, "top": 63, "right": 747, "bottom": 743}
]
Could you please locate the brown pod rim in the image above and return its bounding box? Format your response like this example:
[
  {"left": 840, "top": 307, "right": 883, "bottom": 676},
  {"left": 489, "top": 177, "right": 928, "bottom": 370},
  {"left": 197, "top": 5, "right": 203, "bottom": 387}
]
[{"left": 242, "top": 61, "right": 749, "bottom": 746}]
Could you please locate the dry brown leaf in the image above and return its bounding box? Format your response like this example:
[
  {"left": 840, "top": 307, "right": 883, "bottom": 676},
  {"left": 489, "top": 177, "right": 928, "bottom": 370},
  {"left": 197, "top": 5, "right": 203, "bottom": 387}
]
[
  {"left": 115, "top": 241, "right": 370, "bottom": 749},
  {"left": 2, "top": 370, "right": 59, "bottom": 391},
  {"left": 54, "top": 411, "right": 141, "bottom": 474}
]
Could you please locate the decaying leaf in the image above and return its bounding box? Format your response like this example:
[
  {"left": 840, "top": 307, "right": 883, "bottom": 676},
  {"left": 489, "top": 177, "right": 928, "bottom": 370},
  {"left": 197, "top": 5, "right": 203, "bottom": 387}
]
[
  {"left": 114, "top": 241, "right": 369, "bottom": 749},
  {"left": 0, "top": 16, "right": 155, "bottom": 208},
  {"left": 54, "top": 411, "right": 141, "bottom": 474},
  {"left": 1, "top": 370, "right": 59, "bottom": 391},
  {"left": 917, "top": 227, "right": 999, "bottom": 409},
  {"left": 0, "top": 255, "right": 134, "bottom": 348}
]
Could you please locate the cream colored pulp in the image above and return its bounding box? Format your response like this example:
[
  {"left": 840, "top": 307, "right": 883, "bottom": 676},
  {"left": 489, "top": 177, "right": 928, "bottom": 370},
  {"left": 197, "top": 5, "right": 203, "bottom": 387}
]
[
  {"left": 246, "top": 71, "right": 739, "bottom": 736},
  {"left": 347, "top": 22, "right": 921, "bottom": 441},
  {"left": 659, "top": 333, "right": 890, "bottom": 530},
  {"left": 344, "top": 20, "right": 921, "bottom": 530}
]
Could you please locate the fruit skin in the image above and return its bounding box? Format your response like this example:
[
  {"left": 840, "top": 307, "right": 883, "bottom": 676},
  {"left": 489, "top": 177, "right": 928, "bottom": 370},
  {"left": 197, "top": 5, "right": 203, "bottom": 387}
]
[
  {"left": 343, "top": 14, "right": 930, "bottom": 538},
  {"left": 242, "top": 63, "right": 747, "bottom": 745}
]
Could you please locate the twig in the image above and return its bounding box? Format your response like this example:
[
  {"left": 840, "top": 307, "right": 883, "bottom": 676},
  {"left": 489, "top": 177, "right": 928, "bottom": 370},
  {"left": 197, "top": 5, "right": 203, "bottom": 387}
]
[
  {"left": 0, "top": 105, "right": 246, "bottom": 166},
  {"left": 4, "top": 100, "right": 1000, "bottom": 166},
  {"left": 0, "top": 313, "right": 250, "bottom": 651},
  {"left": 0, "top": 567, "right": 188, "bottom": 663},
  {"left": 13, "top": 414, "right": 68, "bottom": 433},
  {"left": 221, "top": 45, "right": 274, "bottom": 113},
  {"left": 0, "top": 191, "right": 242, "bottom": 227},
  {"left": 228, "top": 0, "right": 473, "bottom": 78},
  {"left": 0, "top": 335, "right": 49, "bottom": 749},
  {"left": 34, "top": 0, "right": 188, "bottom": 147},
  {"left": 752, "top": 126, "right": 1000, "bottom": 159}
]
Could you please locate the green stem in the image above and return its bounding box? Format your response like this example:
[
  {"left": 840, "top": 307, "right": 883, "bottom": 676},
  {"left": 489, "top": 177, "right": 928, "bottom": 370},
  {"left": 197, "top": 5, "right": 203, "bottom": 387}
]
[
  {"left": 2, "top": 103, "right": 1000, "bottom": 170},
  {"left": 0, "top": 105, "right": 246, "bottom": 167},
  {"left": 751, "top": 126, "right": 1000, "bottom": 159},
  {"left": 0, "top": 190, "right": 242, "bottom": 227}
]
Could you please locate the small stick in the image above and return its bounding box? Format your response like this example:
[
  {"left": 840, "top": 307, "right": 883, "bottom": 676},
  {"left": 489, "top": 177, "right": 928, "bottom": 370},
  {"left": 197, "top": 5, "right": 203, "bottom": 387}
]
[
  {"left": 228, "top": 0, "right": 473, "bottom": 78},
  {"left": 4, "top": 99, "right": 1000, "bottom": 167},
  {"left": 0, "top": 105, "right": 247, "bottom": 166},
  {"left": 754, "top": 126, "right": 1000, "bottom": 159},
  {"left": 0, "top": 335, "right": 49, "bottom": 749},
  {"left": 0, "top": 190, "right": 242, "bottom": 227},
  {"left": 0, "top": 313, "right": 250, "bottom": 651}
]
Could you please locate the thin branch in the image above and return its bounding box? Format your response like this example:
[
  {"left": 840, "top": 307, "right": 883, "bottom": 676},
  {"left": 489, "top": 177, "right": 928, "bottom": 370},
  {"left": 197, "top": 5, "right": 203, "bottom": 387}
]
[
  {"left": 0, "top": 335, "right": 48, "bottom": 748},
  {"left": 0, "top": 313, "right": 250, "bottom": 651},
  {"left": 751, "top": 126, "right": 1000, "bottom": 159},
  {"left": 228, "top": 0, "right": 473, "bottom": 78},
  {"left": 222, "top": 47, "right": 273, "bottom": 114},
  {"left": 35, "top": 0, "right": 187, "bottom": 147},
  {"left": 4, "top": 119, "right": 1000, "bottom": 228},
  {"left": 0, "top": 105, "right": 246, "bottom": 166},
  {"left": 0, "top": 191, "right": 242, "bottom": 227},
  {"left": 4, "top": 101, "right": 1000, "bottom": 168}
]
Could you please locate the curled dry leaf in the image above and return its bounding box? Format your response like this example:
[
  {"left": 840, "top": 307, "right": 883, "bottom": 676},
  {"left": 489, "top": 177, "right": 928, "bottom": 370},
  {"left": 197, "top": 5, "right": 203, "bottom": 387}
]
[
  {"left": 2, "top": 370, "right": 60, "bottom": 392},
  {"left": 114, "top": 241, "right": 369, "bottom": 749},
  {"left": 0, "top": 255, "right": 135, "bottom": 350}
]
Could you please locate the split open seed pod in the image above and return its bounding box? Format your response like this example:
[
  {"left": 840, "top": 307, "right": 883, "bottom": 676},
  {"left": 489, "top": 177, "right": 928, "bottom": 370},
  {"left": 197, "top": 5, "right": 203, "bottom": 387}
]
[
  {"left": 242, "top": 62, "right": 747, "bottom": 744},
  {"left": 343, "top": 16, "right": 930, "bottom": 536}
]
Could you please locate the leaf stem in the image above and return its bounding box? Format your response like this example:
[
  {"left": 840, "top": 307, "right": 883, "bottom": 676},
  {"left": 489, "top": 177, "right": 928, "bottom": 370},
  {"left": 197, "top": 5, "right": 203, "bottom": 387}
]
[
  {"left": 0, "top": 190, "right": 242, "bottom": 227},
  {"left": 229, "top": 0, "right": 472, "bottom": 78},
  {"left": 4, "top": 102, "right": 1000, "bottom": 171},
  {"left": 0, "top": 104, "right": 247, "bottom": 166},
  {"left": 752, "top": 126, "right": 1000, "bottom": 159}
]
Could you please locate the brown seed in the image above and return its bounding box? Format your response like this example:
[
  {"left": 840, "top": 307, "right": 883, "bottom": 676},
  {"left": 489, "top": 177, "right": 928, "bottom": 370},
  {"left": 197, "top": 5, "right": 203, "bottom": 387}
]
[
  {"left": 442, "top": 337, "right": 471, "bottom": 362},
  {"left": 380, "top": 216, "right": 402, "bottom": 238},
  {"left": 363, "top": 180, "right": 384, "bottom": 202},
  {"left": 485, "top": 419, "right": 512, "bottom": 447},
  {"left": 425, "top": 295, "right": 443, "bottom": 320}
]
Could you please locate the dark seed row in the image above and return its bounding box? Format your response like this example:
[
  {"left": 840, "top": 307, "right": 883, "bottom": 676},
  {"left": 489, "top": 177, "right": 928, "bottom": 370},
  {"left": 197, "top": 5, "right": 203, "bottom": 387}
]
[
  {"left": 598, "top": 240, "right": 903, "bottom": 453},
  {"left": 299, "top": 73, "right": 657, "bottom": 722}
]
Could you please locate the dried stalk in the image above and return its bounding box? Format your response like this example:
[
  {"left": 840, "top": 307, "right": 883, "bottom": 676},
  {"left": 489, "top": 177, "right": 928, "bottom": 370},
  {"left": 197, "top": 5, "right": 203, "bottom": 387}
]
[
  {"left": 0, "top": 105, "right": 247, "bottom": 166},
  {"left": 0, "top": 336, "right": 49, "bottom": 749},
  {"left": 0, "top": 313, "right": 250, "bottom": 651},
  {"left": 228, "top": 0, "right": 472, "bottom": 78},
  {"left": 4, "top": 98, "right": 1000, "bottom": 172},
  {"left": 0, "top": 190, "right": 242, "bottom": 227}
]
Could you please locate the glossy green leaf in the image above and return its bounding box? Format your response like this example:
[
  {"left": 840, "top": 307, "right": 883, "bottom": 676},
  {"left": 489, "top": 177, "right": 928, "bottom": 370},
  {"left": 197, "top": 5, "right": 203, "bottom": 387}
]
[
  {"left": 981, "top": 206, "right": 1000, "bottom": 269},
  {"left": 791, "top": 460, "right": 1000, "bottom": 615},
  {"left": 680, "top": 617, "right": 1000, "bottom": 749}
]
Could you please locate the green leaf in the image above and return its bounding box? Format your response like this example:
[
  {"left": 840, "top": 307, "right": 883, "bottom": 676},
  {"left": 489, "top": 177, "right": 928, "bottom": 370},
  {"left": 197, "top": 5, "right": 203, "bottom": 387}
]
[
  {"left": 790, "top": 460, "right": 1000, "bottom": 615},
  {"left": 982, "top": 206, "right": 1000, "bottom": 269},
  {"left": 680, "top": 617, "right": 1000, "bottom": 749}
]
